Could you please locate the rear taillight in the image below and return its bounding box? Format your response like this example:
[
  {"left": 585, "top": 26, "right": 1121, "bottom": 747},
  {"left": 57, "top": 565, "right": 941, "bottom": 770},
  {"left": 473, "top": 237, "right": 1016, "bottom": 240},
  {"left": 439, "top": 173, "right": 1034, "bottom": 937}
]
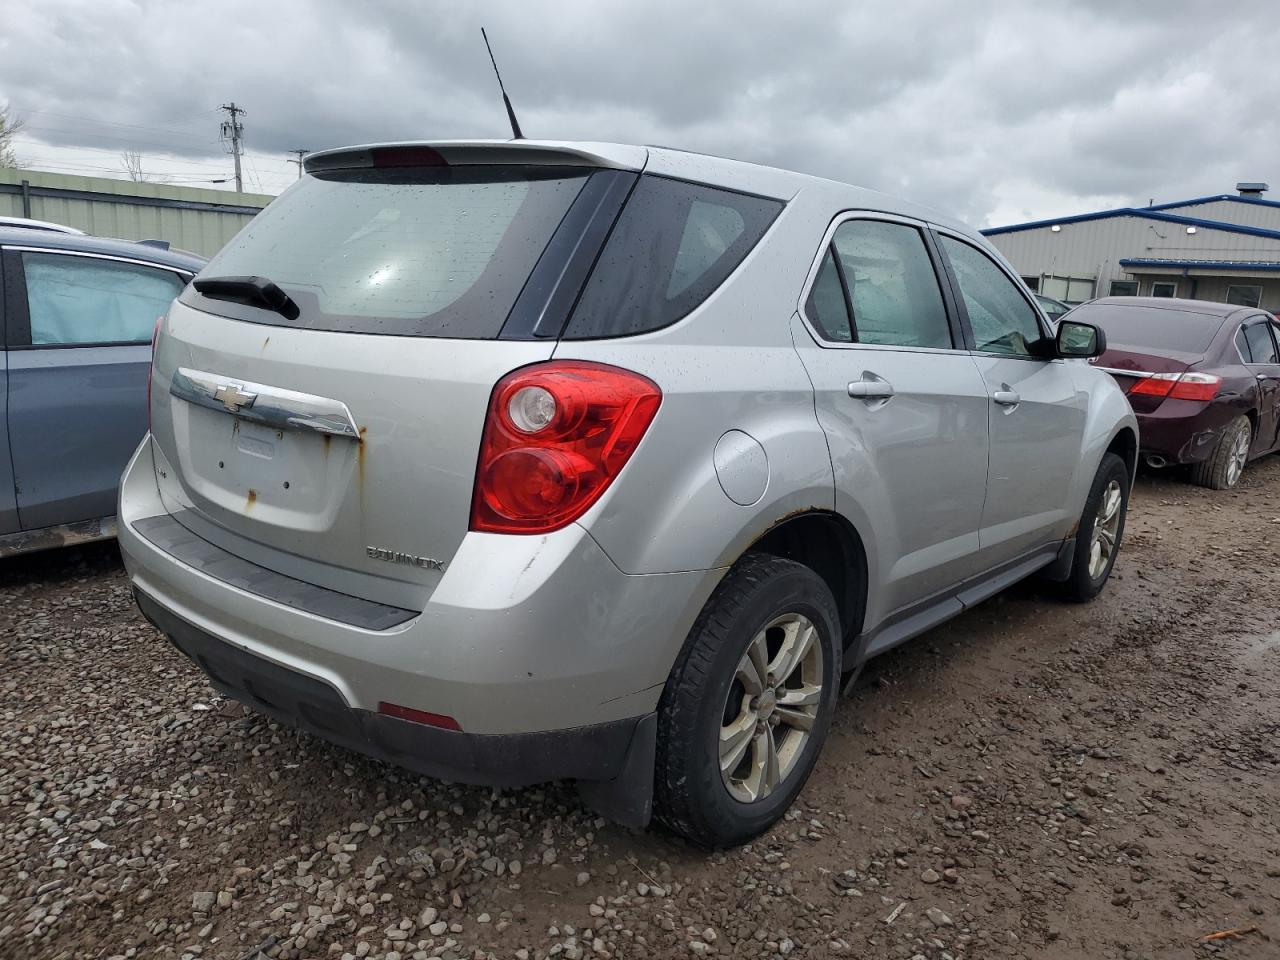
[
  {"left": 470, "top": 361, "right": 662, "bottom": 534},
  {"left": 1128, "top": 371, "right": 1220, "bottom": 403},
  {"left": 147, "top": 315, "right": 163, "bottom": 430}
]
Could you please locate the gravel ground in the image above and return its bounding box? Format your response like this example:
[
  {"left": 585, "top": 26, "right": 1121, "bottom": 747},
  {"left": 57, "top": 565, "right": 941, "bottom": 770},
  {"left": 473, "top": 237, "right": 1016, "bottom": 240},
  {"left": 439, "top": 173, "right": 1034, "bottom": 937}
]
[{"left": 3, "top": 457, "right": 1279, "bottom": 960}]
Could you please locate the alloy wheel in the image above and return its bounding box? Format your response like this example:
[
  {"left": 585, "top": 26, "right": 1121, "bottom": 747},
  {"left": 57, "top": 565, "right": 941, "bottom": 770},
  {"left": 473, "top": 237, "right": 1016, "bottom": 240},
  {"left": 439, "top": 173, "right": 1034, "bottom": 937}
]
[
  {"left": 1088, "top": 479, "right": 1123, "bottom": 580},
  {"left": 1225, "top": 429, "right": 1249, "bottom": 487},
  {"left": 719, "top": 613, "right": 824, "bottom": 803}
]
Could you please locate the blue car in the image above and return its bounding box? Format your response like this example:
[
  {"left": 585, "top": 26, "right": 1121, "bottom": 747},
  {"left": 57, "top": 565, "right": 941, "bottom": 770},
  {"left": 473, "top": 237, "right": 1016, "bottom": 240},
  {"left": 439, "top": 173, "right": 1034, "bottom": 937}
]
[{"left": 0, "top": 227, "right": 205, "bottom": 556}]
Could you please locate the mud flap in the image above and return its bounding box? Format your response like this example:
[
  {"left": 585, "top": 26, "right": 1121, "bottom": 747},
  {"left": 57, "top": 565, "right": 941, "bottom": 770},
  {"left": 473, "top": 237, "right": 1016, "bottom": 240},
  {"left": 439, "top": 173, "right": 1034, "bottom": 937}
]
[
  {"left": 1039, "top": 538, "right": 1076, "bottom": 583},
  {"left": 576, "top": 713, "right": 656, "bottom": 828}
]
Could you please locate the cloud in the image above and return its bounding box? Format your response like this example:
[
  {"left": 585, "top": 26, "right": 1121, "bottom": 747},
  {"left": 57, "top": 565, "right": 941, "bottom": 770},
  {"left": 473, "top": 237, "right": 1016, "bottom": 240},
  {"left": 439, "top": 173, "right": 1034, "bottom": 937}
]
[{"left": 1, "top": 0, "right": 1276, "bottom": 225}]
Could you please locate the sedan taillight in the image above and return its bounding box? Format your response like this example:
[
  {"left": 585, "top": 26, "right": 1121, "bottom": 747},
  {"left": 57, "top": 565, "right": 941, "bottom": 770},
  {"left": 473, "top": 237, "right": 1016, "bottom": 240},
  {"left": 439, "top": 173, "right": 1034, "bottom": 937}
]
[
  {"left": 470, "top": 361, "right": 662, "bottom": 534},
  {"left": 1128, "top": 371, "right": 1221, "bottom": 403}
]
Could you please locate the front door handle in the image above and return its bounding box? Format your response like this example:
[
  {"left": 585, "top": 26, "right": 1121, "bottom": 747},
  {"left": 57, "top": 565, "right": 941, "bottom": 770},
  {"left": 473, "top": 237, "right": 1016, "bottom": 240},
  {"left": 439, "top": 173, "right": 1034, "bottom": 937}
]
[
  {"left": 847, "top": 375, "right": 895, "bottom": 399},
  {"left": 993, "top": 389, "right": 1021, "bottom": 406}
]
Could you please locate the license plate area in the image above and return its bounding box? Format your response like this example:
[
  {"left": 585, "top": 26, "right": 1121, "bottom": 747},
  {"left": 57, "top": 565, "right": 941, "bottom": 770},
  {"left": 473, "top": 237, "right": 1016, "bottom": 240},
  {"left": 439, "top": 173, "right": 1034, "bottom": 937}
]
[{"left": 178, "top": 406, "right": 356, "bottom": 528}]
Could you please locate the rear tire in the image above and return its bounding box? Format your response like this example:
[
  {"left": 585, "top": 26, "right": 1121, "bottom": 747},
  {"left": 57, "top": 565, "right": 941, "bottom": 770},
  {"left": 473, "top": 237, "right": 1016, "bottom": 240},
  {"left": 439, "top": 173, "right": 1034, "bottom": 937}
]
[
  {"left": 1060, "top": 452, "right": 1129, "bottom": 603},
  {"left": 654, "top": 554, "right": 840, "bottom": 848},
  {"left": 1190, "top": 415, "right": 1252, "bottom": 490}
]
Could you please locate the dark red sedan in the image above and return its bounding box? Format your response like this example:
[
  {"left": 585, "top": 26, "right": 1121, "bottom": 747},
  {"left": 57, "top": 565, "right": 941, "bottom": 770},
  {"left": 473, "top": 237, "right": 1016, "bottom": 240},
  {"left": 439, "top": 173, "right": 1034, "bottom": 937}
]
[{"left": 1066, "top": 297, "right": 1280, "bottom": 489}]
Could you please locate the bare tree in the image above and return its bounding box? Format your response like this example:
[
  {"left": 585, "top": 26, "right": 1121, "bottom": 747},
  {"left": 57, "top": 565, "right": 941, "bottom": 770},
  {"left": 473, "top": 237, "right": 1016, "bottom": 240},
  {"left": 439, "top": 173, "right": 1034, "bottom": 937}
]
[
  {"left": 0, "top": 106, "right": 23, "bottom": 168},
  {"left": 121, "top": 150, "right": 147, "bottom": 182}
]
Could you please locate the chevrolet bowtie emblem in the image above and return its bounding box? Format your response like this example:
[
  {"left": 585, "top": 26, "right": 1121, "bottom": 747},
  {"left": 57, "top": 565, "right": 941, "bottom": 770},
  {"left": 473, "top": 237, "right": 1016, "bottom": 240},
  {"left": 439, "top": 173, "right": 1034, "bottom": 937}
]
[{"left": 213, "top": 382, "right": 258, "bottom": 412}]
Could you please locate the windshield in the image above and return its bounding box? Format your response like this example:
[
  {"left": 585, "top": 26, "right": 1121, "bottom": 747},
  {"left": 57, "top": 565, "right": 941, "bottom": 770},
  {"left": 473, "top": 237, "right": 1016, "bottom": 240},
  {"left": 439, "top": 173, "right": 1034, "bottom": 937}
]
[{"left": 195, "top": 166, "right": 590, "bottom": 338}]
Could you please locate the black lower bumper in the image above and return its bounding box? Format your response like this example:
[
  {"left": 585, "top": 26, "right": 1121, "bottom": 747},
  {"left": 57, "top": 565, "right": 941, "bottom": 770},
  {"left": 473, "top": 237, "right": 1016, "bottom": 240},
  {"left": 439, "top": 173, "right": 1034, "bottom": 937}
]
[{"left": 134, "top": 589, "right": 656, "bottom": 826}]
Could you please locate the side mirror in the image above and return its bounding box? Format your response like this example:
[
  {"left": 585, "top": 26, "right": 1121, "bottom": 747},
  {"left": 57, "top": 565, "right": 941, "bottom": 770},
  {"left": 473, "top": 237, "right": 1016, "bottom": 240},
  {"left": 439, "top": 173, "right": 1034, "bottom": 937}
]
[{"left": 1056, "top": 320, "right": 1106, "bottom": 359}]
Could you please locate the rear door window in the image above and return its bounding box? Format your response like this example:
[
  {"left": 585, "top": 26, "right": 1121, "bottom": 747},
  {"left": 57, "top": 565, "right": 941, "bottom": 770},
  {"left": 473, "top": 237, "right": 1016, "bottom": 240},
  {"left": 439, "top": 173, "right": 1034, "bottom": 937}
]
[
  {"left": 190, "top": 166, "right": 591, "bottom": 338},
  {"left": 1244, "top": 321, "right": 1279, "bottom": 364},
  {"left": 562, "top": 176, "right": 781, "bottom": 339},
  {"left": 21, "top": 252, "right": 185, "bottom": 345},
  {"left": 828, "top": 219, "right": 952, "bottom": 348}
]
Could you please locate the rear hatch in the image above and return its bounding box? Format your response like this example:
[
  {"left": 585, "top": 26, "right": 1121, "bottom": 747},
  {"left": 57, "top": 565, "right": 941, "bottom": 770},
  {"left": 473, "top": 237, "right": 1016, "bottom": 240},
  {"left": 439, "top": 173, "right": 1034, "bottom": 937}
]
[{"left": 148, "top": 146, "right": 635, "bottom": 610}]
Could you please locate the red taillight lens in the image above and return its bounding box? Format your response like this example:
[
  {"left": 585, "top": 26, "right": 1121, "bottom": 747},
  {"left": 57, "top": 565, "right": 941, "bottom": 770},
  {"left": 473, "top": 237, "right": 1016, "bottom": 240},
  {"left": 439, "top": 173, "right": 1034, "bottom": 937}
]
[
  {"left": 470, "top": 361, "right": 662, "bottom": 534},
  {"left": 1129, "top": 371, "right": 1220, "bottom": 403},
  {"left": 1168, "top": 372, "right": 1221, "bottom": 401},
  {"left": 147, "top": 314, "right": 163, "bottom": 430}
]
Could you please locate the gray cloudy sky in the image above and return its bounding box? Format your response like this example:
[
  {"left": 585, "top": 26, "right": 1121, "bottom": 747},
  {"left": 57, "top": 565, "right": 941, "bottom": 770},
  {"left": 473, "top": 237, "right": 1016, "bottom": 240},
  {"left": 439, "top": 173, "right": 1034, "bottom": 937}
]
[{"left": 3, "top": 0, "right": 1278, "bottom": 227}]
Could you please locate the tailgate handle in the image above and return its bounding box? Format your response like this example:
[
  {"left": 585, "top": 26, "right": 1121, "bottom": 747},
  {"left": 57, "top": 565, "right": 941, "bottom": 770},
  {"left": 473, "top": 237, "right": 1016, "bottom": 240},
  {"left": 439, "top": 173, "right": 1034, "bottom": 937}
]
[{"left": 170, "top": 367, "right": 361, "bottom": 440}]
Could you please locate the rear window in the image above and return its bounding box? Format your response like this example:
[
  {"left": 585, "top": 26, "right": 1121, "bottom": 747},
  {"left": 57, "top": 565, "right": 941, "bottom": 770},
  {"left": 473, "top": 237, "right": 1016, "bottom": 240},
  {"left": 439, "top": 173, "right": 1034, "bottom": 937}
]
[
  {"left": 1075, "top": 304, "right": 1225, "bottom": 353},
  {"left": 562, "top": 176, "right": 782, "bottom": 339},
  {"left": 193, "top": 166, "right": 590, "bottom": 338}
]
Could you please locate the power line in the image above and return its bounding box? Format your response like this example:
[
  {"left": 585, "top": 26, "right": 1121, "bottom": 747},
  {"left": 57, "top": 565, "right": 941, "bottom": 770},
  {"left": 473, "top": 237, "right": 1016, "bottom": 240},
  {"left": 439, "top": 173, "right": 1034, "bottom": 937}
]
[
  {"left": 244, "top": 152, "right": 265, "bottom": 193},
  {"left": 19, "top": 124, "right": 221, "bottom": 153},
  {"left": 13, "top": 136, "right": 232, "bottom": 168},
  {"left": 11, "top": 109, "right": 215, "bottom": 142}
]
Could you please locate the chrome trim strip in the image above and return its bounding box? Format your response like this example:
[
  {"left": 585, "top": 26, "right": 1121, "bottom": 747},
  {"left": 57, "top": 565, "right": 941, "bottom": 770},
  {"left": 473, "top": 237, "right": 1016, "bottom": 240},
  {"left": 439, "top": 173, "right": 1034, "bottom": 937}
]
[
  {"left": 1, "top": 244, "right": 196, "bottom": 276},
  {"left": 170, "top": 367, "right": 361, "bottom": 439},
  {"left": 1095, "top": 366, "right": 1154, "bottom": 378}
]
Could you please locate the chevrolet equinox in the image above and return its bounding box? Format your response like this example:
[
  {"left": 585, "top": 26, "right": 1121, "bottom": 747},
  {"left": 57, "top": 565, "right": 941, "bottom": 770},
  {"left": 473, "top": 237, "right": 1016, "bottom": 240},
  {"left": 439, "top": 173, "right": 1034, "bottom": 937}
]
[{"left": 120, "top": 140, "right": 1137, "bottom": 847}]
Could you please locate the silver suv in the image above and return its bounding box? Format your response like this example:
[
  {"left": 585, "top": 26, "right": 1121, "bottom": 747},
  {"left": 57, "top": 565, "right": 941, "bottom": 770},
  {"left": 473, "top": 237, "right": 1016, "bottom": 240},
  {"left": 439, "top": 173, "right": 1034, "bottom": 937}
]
[{"left": 120, "top": 140, "right": 1137, "bottom": 847}]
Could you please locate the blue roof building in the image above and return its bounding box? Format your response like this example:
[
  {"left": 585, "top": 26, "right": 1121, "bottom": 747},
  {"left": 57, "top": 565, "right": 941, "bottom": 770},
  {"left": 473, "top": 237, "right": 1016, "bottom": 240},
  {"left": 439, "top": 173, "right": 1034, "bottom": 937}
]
[{"left": 983, "top": 184, "right": 1280, "bottom": 311}]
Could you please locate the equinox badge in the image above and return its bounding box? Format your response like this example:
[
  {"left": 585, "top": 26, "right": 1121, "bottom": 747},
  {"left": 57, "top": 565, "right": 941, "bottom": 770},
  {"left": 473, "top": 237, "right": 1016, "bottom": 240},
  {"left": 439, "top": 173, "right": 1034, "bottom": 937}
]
[{"left": 366, "top": 546, "right": 444, "bottom": 571}]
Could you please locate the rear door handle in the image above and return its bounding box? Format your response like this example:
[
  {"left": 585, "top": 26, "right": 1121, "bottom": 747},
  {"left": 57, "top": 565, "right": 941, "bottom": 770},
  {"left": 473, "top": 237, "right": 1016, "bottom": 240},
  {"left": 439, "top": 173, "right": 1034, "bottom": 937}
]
[
  {"left": 993, "top": 389, "right": 1021, "bottom": 406},
  {"left": 847, "top": 376, "right": 895, "bottom": 399}
]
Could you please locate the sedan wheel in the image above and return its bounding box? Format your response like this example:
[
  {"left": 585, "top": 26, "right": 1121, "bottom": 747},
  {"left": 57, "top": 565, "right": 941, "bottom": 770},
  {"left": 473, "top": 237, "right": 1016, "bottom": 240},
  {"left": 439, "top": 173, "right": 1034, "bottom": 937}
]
[
  {"left": 1225, "top": 427, "right": 1250, "bottom": 487},
  {"left": 1191, "top": 416, "right": 1253, "bottom": 490}
]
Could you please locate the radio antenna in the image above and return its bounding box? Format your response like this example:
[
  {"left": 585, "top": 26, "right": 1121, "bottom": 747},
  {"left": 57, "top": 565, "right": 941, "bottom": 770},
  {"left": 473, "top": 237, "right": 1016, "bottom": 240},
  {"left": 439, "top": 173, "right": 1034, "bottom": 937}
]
[{"left": 481, "top": 27, "right": 524, "bottom": 140}]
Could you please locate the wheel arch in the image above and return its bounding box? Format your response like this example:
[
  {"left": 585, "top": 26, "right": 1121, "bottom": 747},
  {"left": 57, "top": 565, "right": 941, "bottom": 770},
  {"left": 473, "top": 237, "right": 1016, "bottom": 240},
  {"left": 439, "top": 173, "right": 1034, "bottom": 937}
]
[
  {"left": 743, "top": 510, "right": 868, "bottom": 648},
  {"left": 1106, "top": 425, "right": 1138, "bottom": 485}
]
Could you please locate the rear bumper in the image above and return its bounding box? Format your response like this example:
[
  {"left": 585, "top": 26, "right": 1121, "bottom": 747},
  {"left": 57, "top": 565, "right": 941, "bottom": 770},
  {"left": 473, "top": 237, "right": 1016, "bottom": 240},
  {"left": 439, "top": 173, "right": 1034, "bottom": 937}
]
[
  {"left": 118, "top": 434, "right": 720, "bottom": 735},
  {"left": 1135, "top": 402, "right": 1236, "bottom": 464},
  {"left": 135, "top": 588, "right": 657, "bottom": 825},
  {"left": 136, "top": 588, "right": 652, "bottom": 785}
]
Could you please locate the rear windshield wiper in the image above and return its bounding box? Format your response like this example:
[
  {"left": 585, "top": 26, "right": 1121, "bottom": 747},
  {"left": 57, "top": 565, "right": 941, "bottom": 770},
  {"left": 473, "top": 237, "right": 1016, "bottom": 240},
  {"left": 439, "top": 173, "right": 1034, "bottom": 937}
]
[{"left": 192, "top": 275, "right": 300, "bottom": 320}]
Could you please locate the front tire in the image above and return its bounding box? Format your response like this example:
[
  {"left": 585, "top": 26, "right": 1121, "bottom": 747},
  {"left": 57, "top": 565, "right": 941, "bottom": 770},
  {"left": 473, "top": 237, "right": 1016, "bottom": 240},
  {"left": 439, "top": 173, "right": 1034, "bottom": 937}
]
[
  {"left": 654, "top": 554, "right": 840, "bottom": 848},
  {"left": 1190, "top": 415, "right": 1252, "bottom": 490},
  {"left": 1060, "top": 452, "right": 1129, "bottom": 602}
]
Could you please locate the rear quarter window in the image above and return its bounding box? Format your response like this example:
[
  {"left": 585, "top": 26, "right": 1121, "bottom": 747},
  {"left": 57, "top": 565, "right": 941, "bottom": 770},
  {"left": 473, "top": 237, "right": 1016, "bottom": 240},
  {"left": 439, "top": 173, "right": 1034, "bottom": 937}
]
[{"left": 562, "top": 176, "right": 782, "bottom": 339}]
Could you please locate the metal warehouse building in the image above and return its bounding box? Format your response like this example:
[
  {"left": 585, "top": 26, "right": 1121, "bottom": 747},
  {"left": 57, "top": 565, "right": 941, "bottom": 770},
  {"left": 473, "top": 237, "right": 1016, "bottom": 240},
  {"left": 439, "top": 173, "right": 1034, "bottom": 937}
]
[
  {"left": 0, "top": 168, "right": 272, "bottom": 257},
  {"left": 983, "top": 183, "right": 1280, "bottom": 312}
]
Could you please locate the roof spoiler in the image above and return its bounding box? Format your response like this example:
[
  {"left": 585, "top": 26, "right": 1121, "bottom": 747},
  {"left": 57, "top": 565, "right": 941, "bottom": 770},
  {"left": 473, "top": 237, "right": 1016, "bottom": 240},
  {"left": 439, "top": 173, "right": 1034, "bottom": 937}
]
[{"left": 304, "top": 140, "right": 647, "bottom": 175}]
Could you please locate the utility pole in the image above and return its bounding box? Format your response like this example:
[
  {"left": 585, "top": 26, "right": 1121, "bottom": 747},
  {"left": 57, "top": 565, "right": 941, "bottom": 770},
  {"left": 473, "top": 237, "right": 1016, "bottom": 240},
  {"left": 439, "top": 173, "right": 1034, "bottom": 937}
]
[
  {"left": 219, "top": 102, "right": 246, "bottom": 192},
  {"left": 287, "top": 148, "right": 309, "bottom": 180}
]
